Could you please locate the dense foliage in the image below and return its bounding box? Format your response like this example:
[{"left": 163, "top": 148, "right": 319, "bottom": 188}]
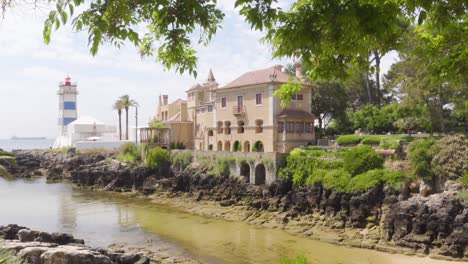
[
  {"left": 343, "top": 145, "right": 384, "bottom": 176},
  {"left": 146, "top": 147, "right": 170, "bottom": 173},
  {"left": 280, "top": 147, "right": 404, "bottom": 193},
  {"left": 171, "top": 152, "right": 193, "bottom": 171},
  {"left": 430, "top": 135, "right": 467, "bottom": 181},
  {"left": 336, "top": 135, "right": 363, "bottom": 146},
  {"left": 117, "top": 143, "right": 141, "bottom": 163},
  {"left": 407, "top": 138, "right": 436, "bottom": 182}
]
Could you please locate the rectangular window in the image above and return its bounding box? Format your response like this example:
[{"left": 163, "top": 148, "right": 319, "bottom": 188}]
[
  {"left": 291, "top": 94, "right": 303, "bottom": 101},
  {"left": 305, "top": 122, "right": 314, "bottom": 133},
  {"left": 63, "top": 101, "right": 76, "bottom": 110},
  {"left": 278, "top": 122, "right": 285, "bottom": 133},
  {"left": 286, "top": 122, "right": 295, "bottom": 133},
  {"left": 221, "top": 97, "right": 227, "bottom": 108},
  {"left": 296, "top": 122, "right": 304, "bottom": 133},
  {"left": 255, "top": 93, "right": 263, "bottom": 105},
  {"left": 207, "top": 105, "right": 213, "bottom": 112}
]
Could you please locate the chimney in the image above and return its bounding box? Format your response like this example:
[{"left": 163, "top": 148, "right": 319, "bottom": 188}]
[
  {"left": 295, "top": 63, "right": 303, "bottom": 79},
  {"left": 163, "top": 95, "right": 168, "bottom": 105}
]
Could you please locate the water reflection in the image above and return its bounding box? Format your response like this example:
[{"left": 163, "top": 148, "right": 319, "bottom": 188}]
[{"left": 0, "top": 178, "right": 462, "bottom": 264}]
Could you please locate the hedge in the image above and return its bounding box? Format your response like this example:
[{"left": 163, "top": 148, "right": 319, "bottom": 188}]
[{"left": 336, "top": 135, "right": 363, "bottom": 145}]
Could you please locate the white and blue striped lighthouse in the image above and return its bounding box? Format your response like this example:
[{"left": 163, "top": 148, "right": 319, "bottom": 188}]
[{"left": 53, "top": 76, "right": 78, "bottom": 148}]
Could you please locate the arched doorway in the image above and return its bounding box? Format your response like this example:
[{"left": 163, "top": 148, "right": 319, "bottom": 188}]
[
  {"left": 243, "top": 141, "right": 250, "bottom": 152},
  {"left": 233, "top": 140, "right": 241, "bottom": 152},
  {"left": 208, "top": 130, "right": 214, "bottom": 136},
  {"left": 208, "top": 144, "right": 213, "bottom": 150},
  {"left": 240, "top": 162, "right": 250, "bottom": 183},
  {"left": 253, "top": 141, "right": 264, "bottom": 152},
  {"left": 224, "top": 141, "right": 231, "bottom": 152},
  {"left": 255, "top": 164, "right": 266, "bottom": 185},
  {"left": 217, "top": 141, "right": 223, "bottom": 151}
]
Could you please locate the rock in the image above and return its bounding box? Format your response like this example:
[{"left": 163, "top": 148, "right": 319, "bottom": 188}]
[
  {"left": 40, "top": 245, "right": 113, "bottom": 264},
  {"left": 18, "top": 229, "right": 39, "bottom": 242},
  {"left": 0, "top": 224, "right": 29, "bottom": 239},
  {"left": 18, "top": 246, "right": 48, "bottom": 264},
  {"left": 119, "top": 253, "right": 141, "bottom": 264}
]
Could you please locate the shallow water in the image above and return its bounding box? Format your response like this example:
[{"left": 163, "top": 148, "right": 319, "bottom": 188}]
[{"left": 0, "top": 178, "right": 461, "bottom": 264}]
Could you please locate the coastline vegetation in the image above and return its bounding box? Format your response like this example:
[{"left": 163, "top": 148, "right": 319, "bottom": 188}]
[
  {"left": 0, "top": 151, "right": 16, "bottom": 178},
  {"left": 0, "top": 248, "right": 23, "bottom": 264}
]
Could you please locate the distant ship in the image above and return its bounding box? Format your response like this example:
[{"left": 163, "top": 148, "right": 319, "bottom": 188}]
[{"left": 11, "top": 136, "right": 47, "bottom": 140}]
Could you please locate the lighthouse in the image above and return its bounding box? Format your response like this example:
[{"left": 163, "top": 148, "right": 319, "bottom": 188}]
[{"left": 53, "top": 76, "right": 78, "bottom": 148}]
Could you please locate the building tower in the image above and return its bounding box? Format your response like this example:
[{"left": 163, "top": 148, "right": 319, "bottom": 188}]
[{"left": 53, "top": 76, "right": 78, "bottom": 148}]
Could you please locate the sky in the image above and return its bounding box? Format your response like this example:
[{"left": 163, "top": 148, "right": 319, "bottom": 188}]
[{"left": 0, "top": 0, "right": 398, "bottom": 139}]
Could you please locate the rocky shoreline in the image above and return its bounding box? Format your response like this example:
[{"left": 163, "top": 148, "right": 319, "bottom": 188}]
[
  {"left": 0, "top": 224, "right": 153, "bottom": 264},
  {"left": 10, "top": 150, "right": 468, "bottom": 261}
]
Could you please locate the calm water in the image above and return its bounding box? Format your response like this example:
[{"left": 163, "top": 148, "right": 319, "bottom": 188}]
[
  {"left": 0, "top": 139, "right": 54, "bottom": 151},
  {"left": 0, "top": 178, "right": 461, "bottom": 264}
]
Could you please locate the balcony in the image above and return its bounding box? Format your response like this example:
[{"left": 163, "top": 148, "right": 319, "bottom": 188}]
[{"left": 233, "top": 105, "right": 246, "bottom": 116}]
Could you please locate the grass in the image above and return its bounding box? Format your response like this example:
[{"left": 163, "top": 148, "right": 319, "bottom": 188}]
[{"left": 0, "top": 248, "right": 24, "bottom": 264}]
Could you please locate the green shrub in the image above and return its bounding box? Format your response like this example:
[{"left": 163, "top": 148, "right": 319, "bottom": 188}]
[
  {"left": 381, "top": 170, "right": 408, "bottom": 190},
  {"left": 336, "top": 135, "right": 363, "bottom": 145},
  {"left": 379, "top": 139, "right": 401, "bottom": 150},
  {"left": 408, "top": 138, "right": 435, "bottom": 182},
  {"left": 117, "top": 143, "right": 141, "bottom": 163},
  {"left": 171, "top": 152, "right": 193, "bottom": 171},
  {"left": 350, "top": 169, "right": 384, "bottom": 191},
  {"left": 146, "top": 147, "right": 170, "bottom": 172},
  {"left": 343, "top": 145, "right": 383, "bottom": 176},
  {"left": 431, "top": 135, "right": 467, "bottom": 181},
  {"left": 323, "top": 169, "right": 352, "bottom": 192},
  {"left": 361, "top": 136, "right": 382, "bottom": 145},
  {"left": 214, "top": 157, "right": 231, "bottom": 177},
  {"left": 305, "top": 169, "right": 327, "bottom": 186},
  {"left": 279, "top": 255, "right": 310, "bottom": 264},
  {"left": 463, "top": 172, "right": 468, "bottom": 187}
]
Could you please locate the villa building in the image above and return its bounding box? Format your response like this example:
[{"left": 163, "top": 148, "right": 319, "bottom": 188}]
[{"left": 151, "top": 65, "right": 315, "bottom": 153}]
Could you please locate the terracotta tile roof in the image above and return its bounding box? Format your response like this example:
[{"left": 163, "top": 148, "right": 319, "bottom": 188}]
[
  {"left": 222, "top": 65, "right": 294, "bottom": 89},
  {"left": 277, "top": 109, "right": 315, "bottom": 120},
  {"left": 171, "top": 99, "right": 187, "bottom": 105}
]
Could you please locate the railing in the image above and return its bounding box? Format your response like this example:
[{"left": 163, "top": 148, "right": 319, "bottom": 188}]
[{"left": 233, "top": 105, "right": 246, "bottom": 115}]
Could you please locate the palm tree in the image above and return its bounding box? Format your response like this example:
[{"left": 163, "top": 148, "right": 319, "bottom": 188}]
[
  {"left": 119, "top": 95, "right": 138, "bottom": 140},
  {"left": 113, "top": 100, "right": 125, "bottom": 140},
  {"left": 0, "top": 151, "right": 16, "bottom": 179}
]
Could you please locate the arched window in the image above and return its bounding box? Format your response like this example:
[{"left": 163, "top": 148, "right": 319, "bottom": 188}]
[
  {"left": 233, "top": 140, "right": 241, "bottom": 152},
  {"left": 217, "top": 141, "right": 223, "bottom": 151},
  {"left": 237, "top": 121, "right": 245, "bottom": 133},
  {"left": 208, "top": 130, "right": 214, "bottom": 136},
  {"left": 224, "top": 141, "right": 231, "bottom": 152},
  {"left": 224, "top": 121, "right": 231, "bottom": 134},
  {"left": 255, "top": 119, "right": 263, "bottom": 133},
  {"left": 253, "top": 141, "right": 264, "bottom": 152},
  {"left": 208, "top": 144, "right": 213, "bottom": 150},
  {"left": 217, "top": 122, "right": 223, "bottom": 134}
]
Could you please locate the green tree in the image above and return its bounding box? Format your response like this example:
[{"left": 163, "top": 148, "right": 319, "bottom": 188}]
[
  {"left": 3, "top": 0, "right": 465, "bottom": 80},
  {"left": 352, "top": 104, "right": 397, "bottom": 133},
  {"left": 119, "top": 95, "right": 138, "bottom": 140},
  {"left": 113, "top": 99, "right": 125, "bottom": 140}
]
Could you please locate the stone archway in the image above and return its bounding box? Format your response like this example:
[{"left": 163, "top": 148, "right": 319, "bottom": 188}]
[
  {"left": 233, "top": 140, "right": 241, "bottom": 152},
  {"left": 254, "top": 164, "right": 266, "bottom": 185},
  {"left": 243, "top": 141, "right": 250, "bottom": 152},
  {"left": 240, "top": 162, "right": 250, "bottom": 183},
  {"left": 253, "top": 141, "right": 264, "bottom": 152}
]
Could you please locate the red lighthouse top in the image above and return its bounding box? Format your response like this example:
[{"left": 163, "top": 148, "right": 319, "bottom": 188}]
[{"left": 65, "top": 75, "right": 71, "bottom": 86}]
